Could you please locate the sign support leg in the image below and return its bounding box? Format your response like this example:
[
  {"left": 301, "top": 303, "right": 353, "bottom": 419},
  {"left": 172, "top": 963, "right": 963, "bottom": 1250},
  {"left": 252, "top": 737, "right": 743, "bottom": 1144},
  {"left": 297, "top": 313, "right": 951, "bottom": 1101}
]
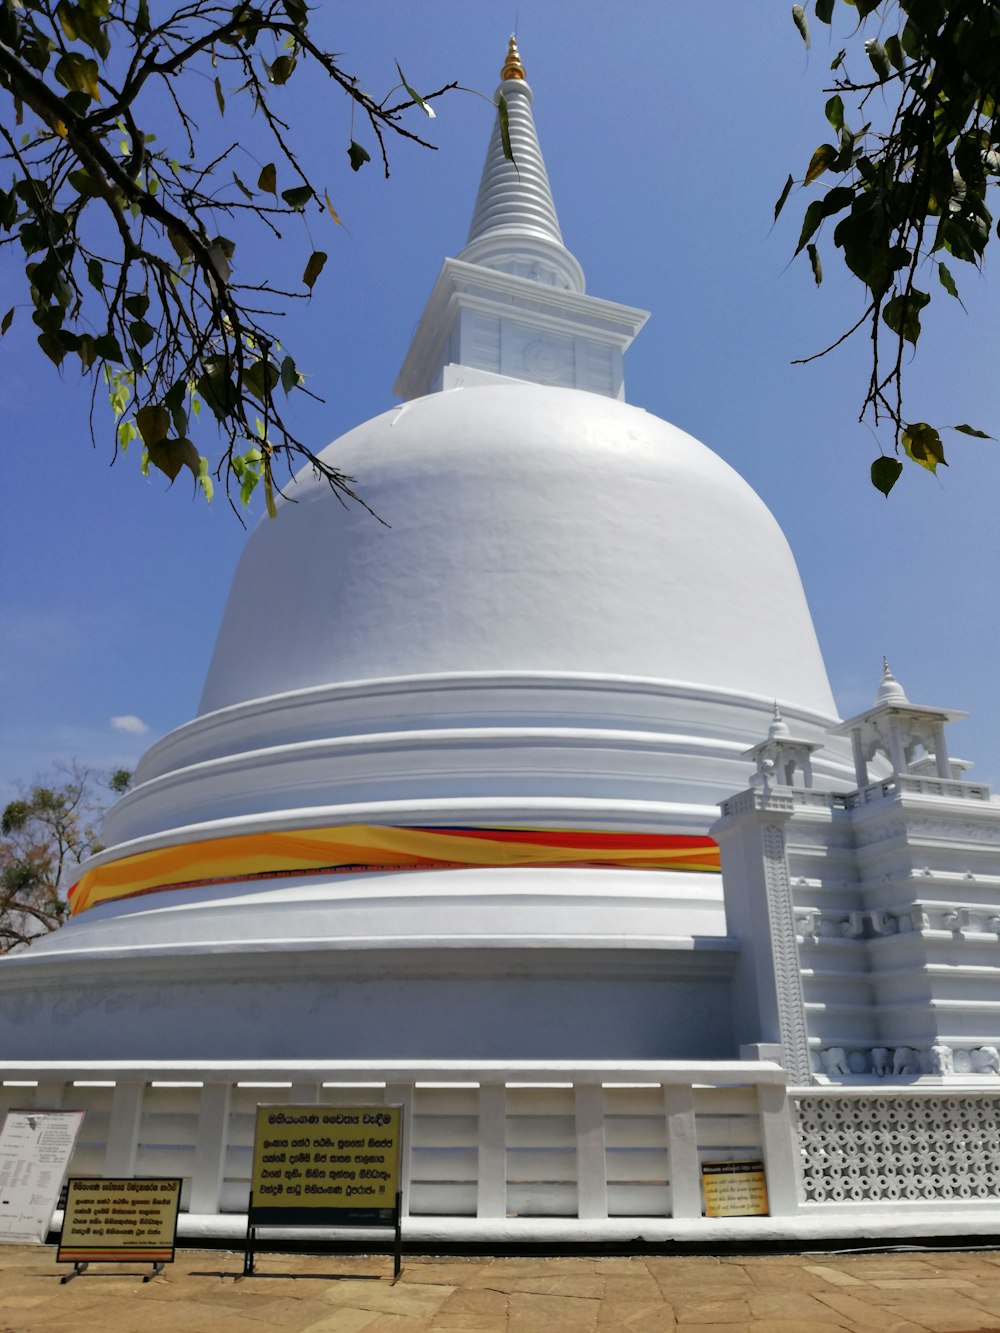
[
  {"left": 242, "top": 1193, "right": 256, "bottom": 1277},
  {"left": 60, "top": 1261, "right": 89, "bottom": 1284},
  {"left": 143, "top": 1262, "right": 165, "bottom": 1283},
  {"left": 392, "top": 1191, "right": 402, "bottom": 1284}
]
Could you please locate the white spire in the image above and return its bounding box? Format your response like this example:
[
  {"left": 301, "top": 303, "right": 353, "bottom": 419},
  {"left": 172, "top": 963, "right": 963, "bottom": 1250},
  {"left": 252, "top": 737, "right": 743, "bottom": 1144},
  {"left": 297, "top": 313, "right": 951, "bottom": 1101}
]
[
  {"left": 459, "top": 37, "right": 585, "bottom": 295},
  {"left": 394, "top": 38, "right": 647, "bottom": 403}
]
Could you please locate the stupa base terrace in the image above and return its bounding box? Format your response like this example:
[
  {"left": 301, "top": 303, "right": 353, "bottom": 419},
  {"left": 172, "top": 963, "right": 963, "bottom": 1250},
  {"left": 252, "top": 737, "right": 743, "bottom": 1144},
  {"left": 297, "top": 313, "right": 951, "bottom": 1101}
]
[{"left": 5, "top": 1057, "right": 1000, "bottom": 1246}]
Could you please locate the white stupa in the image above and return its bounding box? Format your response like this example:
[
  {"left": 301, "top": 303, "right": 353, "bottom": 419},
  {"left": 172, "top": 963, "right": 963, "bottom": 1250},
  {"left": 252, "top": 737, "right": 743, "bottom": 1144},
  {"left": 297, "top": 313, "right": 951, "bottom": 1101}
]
[
  {"left": 6, "top": 40, "right": 1000, "bottom": 1246},
  {"left": 0, "top": 39, "right": 860, "bottom": 1062}
]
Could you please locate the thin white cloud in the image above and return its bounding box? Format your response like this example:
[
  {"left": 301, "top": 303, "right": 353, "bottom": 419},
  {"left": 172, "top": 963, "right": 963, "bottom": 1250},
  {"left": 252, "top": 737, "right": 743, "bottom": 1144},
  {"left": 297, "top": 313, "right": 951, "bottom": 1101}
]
[{"left": 110, "top": 714, "right": 150, "bottom": 735}]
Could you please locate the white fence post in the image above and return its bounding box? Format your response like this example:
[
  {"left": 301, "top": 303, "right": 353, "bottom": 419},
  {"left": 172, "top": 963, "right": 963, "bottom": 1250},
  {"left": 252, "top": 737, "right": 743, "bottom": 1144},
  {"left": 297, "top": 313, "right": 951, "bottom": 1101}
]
[
  {"left": 189, "top": 1082, "right": 231, "bottom": 1215},
  {"left": 757, "top": 1082, "right": 799, "bottom": 1216},
  {"left": 664, "top": 1083, "right": 702, "bottom": 1219},
  {"left": 103, "top": 1081, "right": 144, "bottom": 1177},
  {"left": 575, "top": 1084, "right": 608, "bottom": 1219},
  {"left": 477, "top": 1083, "right": 507, "bottom": 1219},
  {"left": 384, "top": 1083, "right": 415, "bottom": 1218}
]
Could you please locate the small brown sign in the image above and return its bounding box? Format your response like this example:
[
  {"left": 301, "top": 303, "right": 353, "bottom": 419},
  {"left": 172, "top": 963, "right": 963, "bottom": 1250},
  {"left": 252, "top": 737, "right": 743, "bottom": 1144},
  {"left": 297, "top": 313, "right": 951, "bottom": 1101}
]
[{"left": 702, "top": 1160, "right": 769, "bottom": 1217}]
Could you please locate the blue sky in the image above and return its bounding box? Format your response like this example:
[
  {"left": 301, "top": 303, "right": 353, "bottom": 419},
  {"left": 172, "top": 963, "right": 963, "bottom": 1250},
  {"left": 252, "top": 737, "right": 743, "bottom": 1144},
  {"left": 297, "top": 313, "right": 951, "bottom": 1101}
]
[{"left": 3, "top": 2, "right": 999, "bottom": 803}]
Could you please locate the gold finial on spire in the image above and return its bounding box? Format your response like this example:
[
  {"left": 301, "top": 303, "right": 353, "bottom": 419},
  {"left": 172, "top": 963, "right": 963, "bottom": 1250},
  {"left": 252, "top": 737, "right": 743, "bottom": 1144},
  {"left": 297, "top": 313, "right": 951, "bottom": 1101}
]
[{"left": 501, "top": 34, "right": 525, "bottom": 81}]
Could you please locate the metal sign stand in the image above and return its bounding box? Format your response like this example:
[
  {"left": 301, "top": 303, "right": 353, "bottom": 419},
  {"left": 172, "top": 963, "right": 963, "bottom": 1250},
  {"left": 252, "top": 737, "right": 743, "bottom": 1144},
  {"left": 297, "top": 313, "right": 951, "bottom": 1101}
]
[
  {"left": 242, "top": 1189, "right": 403, "bottom": 1282},
  {"left": 61, "top": 1259, "right": 165, "bottom": 1285}
]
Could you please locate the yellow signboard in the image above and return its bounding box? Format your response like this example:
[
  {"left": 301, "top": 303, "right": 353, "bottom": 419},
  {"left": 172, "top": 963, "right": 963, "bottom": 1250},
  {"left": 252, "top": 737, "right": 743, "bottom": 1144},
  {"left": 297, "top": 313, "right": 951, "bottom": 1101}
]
[
  {"left": 57, "top": 1178, "right": 182, "bottom": 1264},
  {"left": 702, "top": 1160, "right": 769, "bottom": 1218},
  {"left": 250, "top": 1105, "right": 401, "bottom": 1226}
]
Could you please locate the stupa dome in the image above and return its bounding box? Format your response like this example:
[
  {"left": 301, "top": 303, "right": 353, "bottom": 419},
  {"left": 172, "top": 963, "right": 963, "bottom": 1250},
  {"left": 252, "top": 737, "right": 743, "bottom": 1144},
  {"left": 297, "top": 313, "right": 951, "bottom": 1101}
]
[{"left": 199, "top": 383, "right": 836, "bottom": 719}]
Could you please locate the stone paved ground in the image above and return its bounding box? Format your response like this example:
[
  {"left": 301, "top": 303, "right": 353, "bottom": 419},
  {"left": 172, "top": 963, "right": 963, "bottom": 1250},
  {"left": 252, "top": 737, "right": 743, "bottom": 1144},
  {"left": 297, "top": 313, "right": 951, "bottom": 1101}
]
[{"left": 5, "top": 1245, "right": 1000, "bottom": 1330}]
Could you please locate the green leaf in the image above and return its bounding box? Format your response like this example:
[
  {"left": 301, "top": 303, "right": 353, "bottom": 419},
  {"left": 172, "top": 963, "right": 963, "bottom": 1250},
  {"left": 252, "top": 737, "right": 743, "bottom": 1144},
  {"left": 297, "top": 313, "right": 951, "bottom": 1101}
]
[
  {"left": 1, "top": 307, "right": 13, "bottom": 335},
  {"left": 257, "top": 162, "right": 277, "bottom": 195},
  {"left": 815, "top": 0, "right": 834, "bottom": 21},
  {"left": 865, "top": 38, "right": 890, "bottom": 81},
  {"left": 197, "top": 455, "right": 214, "bottom": 503},
  {"left": 268, "top": 54, "right": 295, "bottom": 85},
  {"left": 902, "top": 422, "right": 947, "bottom": 473},
  {"left": 77, "top": 333, "right": 97, "bottom": 368},
  {"left": 281, "top": 185, "right": 312, "bottom": 210},
  {"left": 774, "top": 173, "right": 794, "bottom": 222},
  {"left": 825, "top": 95, "right": 844, "bottom": 133},
  {"left": 884, "top": 33, "right": 905, "bottom": 70},
  {"left": 807, "top": 242, "right": 823, "bottom": 286},
  {"left": 302, "top": 250, "right": 327, "bottom": 290},
  {"left": 497, "top": 92, "right": 514, "bottom": 165},
  {"left": 937, "top": 261, "right": 959, "bottom": 299},
  {"left": 882, "top": 288, "right": 930, "bottom": 345},
  {"left": 264, "top": 467, "right": 277, "bottom": 519},
  {"left": 37, "top": 330, "right": 66, "bottom": 366},
  {"left": 280, "top": 185, "right": 312, "bottom": 210},
  {"left": 245, "top": 358, "right": 280, "bottom": 398},
  {"left": 347, "top": 141, "right": 371, "bottom": 172},
  {"left": 147, "top": 436, "right": 200, "bottom": 484},
  {"left": 67, "top": 168, "right": 103, "bottom": 198},
  {"left": 136, "top": 0, "right": 150, "bottom": 35},
  {"left": 54, "top": 52, "right": 100, "bottom": 101},
  {"left": 952, "top": 423, "right": 994, "bottom": 439},
  {"left": 280, "top": 354, "right": 298, "bottom": 394},
  {"left": 124, "top": 292, "right": 149, "bottom": 318},
  {"left": 792, "top": 4, "right": 809, "bottom": 46},
  {"left": 197, "top": 357, "right": 237, "bottom": 421},
  {"left": 167, "top": 229, "right": 193, "bottom": 262},
  {"left": 86, "top": 257, "right": 103, "bottom": 291},
  {"left": 395, "top": 60, "right": 436, "bottom": 118},
  {"left": 830, "top": 47, "right": 846, "bottom": 72},
  {"left": 871, "top": 455, "right": 903, "bottom": 496},
  {"left": 794, "top": 186, "right": 853, "bottom": 255},
  {"left": 129, "top": 318, "right": 155, "bottom": 349},
  {"left": 135, "top": 403, "right": 170, "bottom": 447},
  {"left": 214, "top": 76, "right": 225, "bottom": 114},
  {"left": 804, "top": 143, "right": 837, "bottom": 185},
  {"left": 94, "top": 332, "right": 122, "bottom": 361}
]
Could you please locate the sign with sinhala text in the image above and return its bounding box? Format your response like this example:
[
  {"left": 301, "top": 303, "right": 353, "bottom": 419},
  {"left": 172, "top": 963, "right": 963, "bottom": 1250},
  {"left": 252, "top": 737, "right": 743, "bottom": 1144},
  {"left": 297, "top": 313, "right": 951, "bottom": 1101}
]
[
  {"left": 702, "top": 1160, "right": 769, "bottom": 1217},
  {"left": 57, "top": 1178, "right": 182, "bottom": 1264},
  {"left": 250, "top": 1104, "right": 401, "bottom": 1226},
  {"left": 0, "top": 1109, "right": 86, "bottom": 1244}
]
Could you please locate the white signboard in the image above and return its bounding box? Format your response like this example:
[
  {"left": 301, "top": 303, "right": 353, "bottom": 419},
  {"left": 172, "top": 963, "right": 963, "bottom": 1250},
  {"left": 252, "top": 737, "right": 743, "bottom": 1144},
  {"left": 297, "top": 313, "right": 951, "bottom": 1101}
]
[{"left": 0, "top": 1110, "right": 86, "bottom": 1244}]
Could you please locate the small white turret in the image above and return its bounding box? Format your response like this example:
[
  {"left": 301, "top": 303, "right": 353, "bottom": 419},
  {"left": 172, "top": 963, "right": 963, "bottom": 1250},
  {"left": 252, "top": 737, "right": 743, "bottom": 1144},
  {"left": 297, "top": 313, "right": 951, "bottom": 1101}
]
[{"left": 833, "top": 660, "right": 967, "bottom": 787}]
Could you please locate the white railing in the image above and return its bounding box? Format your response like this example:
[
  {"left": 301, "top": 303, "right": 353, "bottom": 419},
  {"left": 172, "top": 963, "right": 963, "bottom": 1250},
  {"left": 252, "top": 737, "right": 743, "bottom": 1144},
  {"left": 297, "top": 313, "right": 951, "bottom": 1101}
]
[{"left": 0, "top": 1060, "right": 795, "bottom": 1233}]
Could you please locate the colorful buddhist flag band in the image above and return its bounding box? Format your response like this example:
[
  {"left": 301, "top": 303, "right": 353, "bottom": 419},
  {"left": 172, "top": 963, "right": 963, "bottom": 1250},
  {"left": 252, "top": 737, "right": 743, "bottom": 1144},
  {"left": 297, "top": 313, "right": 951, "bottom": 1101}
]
[{"left": 67, "top": 825, "right": 720, "bottom": 916}]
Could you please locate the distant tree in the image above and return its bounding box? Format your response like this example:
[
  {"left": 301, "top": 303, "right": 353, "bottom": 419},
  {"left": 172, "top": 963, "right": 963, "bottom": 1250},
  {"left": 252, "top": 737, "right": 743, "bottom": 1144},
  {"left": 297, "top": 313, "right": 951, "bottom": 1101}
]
[
  {"left": 0, "top": 764, "right": 129, "bottom": 951},
  {"left": 785, "top": 1, "right": 997, "bottom": 493},
  {"left": 0, "top": 1, "right": 454, "bottom": 514}
]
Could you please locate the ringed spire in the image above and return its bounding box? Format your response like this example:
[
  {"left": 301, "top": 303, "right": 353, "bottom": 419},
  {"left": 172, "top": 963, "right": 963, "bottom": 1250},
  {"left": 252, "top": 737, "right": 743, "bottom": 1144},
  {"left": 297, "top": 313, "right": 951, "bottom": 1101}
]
[{"left": 459, "top": 37, "right": 584, "bottom": 293}]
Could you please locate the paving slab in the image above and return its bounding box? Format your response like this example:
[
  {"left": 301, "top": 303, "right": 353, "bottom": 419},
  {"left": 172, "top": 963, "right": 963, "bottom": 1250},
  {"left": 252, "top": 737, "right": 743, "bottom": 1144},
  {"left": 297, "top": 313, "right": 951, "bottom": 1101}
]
[{"left": 5, "top": 1244, "right": 1000, "bottom": 1330}]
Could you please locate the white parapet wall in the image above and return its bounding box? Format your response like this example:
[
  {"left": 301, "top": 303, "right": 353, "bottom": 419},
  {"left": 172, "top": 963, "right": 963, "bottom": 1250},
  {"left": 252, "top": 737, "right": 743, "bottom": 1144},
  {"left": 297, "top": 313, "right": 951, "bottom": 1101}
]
[{"left": 4, "top": 1059, "right": 1000, "bottom": 1244}]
